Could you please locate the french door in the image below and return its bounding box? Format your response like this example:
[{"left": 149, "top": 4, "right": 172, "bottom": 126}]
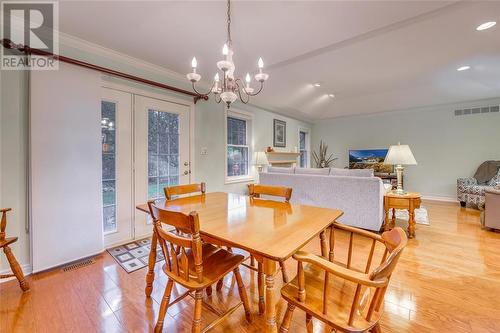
[
  {"left": 101, "top": 89, "right": 133, "bottom": 246},
  {"left": 133, "top": 95, "right": 191, "bottom": 238},
  {"left": 101, "top": 90, "right": 191, "bottom": 246}
]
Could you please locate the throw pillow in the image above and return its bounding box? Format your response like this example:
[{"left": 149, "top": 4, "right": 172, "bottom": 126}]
[{"left": 488, "top": 169, "right": 500, "bottom": 186}]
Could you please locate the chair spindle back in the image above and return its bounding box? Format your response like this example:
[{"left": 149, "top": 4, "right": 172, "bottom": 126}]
[
  {"left": 164, "top": 182, "right": 206, "bottom": 200},
  {"left": 296, "top": 225, "right": 407, "bottom": 329},
  {"left": 148, "top": 201, "right": 203, "bottom": 284},
  {"left": 0, "top": 208, "right": 12, "bottom": 241},
  {"left": 248, "top": 184, "right": 292, "bottom": 202}
]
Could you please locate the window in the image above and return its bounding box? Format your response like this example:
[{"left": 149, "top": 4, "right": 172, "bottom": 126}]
[
  {"left": 101, "top": 101, "right": 117, "bottom": 233},
  {"left": 148, "top": 109, "right": 180, "bottom": 199},
  {"left": 299, "top": 129, "right": 310, "bottom": 168},
  {"left": 226, "top": 110, "right": 253, "bottom": 183}
]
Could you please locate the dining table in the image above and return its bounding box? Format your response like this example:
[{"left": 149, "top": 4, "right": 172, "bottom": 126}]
[{"left": 136, "top": 191, "right": 343, "bottom": 333}]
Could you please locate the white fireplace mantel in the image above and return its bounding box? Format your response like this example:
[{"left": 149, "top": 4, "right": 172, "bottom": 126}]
[{"left": 265, "top": 151, "right": 301, "bottom": 167}]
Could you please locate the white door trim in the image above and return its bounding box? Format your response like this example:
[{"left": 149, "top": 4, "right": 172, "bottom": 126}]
[{"left": 101, "top": 80, "right": 196, "bottom": 182}]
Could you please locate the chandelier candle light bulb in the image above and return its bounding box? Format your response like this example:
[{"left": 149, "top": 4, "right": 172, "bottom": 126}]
[
  {"left": 186, "top": 0, "right": 269, "bottom": 108},
  {"left": 191, "top": 57, "right": 197, "bottom": 73},
  {"left": 245, "top": 73, "right": 254, "bottom": 94}
]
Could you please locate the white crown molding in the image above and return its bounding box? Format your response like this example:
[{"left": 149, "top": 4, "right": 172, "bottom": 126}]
[
  {"left": 57, "top": 32, "right": 309, "bottom": 121},
  {"left": 58, "top": 31, "right": 188, "bottom": 83}
]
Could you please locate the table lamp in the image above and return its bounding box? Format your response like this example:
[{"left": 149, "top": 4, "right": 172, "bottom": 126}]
[
  {"left": 384, "top": 142, "right": 417, "bottom": 195},
  {"left": 254, "top": 151, "right": 269, "bottom": 172}
]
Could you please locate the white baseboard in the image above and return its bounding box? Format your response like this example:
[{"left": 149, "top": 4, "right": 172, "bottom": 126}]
[
  {"left": 0, "top": 263, "right": 32, "bottom": 284},
  {"left": 421, "top": 194, "right": 458, "bottom": 203}
]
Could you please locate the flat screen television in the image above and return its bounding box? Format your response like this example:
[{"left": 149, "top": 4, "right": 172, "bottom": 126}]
[{"left": 349, "top": 149, "right": 393, "bottom": 173}]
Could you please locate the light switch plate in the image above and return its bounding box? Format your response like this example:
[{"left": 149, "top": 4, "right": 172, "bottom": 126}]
[{"left": 200, "top": 147, "right": 208, "bottom": 155}]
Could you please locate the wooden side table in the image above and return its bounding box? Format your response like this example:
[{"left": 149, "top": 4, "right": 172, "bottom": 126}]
[{"left": 384, "top": 192, "right": 421, "bottom": 238}]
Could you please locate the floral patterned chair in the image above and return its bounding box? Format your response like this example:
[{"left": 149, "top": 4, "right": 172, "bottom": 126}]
[{"left": 458, "top": 168, "right": 500, "bottom": 208}]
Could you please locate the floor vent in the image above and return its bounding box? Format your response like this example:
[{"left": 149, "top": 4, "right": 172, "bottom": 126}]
[
  {"left": 62, "top": 258, "right": 95, "bottom": 272},
  {"left": 455, "top": 105, "right": 499, "bottom": 116}
]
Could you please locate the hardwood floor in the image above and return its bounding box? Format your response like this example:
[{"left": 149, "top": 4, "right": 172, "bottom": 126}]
[{"left": 2, "top": 201, "right": 500, "bottom": 332}]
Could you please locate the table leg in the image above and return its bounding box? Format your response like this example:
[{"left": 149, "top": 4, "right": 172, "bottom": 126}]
[
  {"left": 408, "top": 207, "right": 416, "bottom": 239},
  {"left": 319, "top": 230, "right": 327, "bottom": 258},
  {"left": 263, "top": 258, "right": 278, "bottom": 333},
  {"left": 258, "top": 261, "right": 265, "bottom": 315},
  {"left": 391, "top": 208, "right": 396, "bottom": 228},
  {"left": 384, "top": 206, "right": 391, "bottom": 231},
  {"left": 145, "top": 230, "right": 158, "bottom": 297}
]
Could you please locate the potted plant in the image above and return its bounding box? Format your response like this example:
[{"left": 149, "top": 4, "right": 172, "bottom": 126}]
[{"left": 312, "top": 140, "right": 337, "bottom": 168}]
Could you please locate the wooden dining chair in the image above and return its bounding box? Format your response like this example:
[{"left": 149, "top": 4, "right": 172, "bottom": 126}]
[
  {"left": 248, "top": 183, "right": 292, "bottom": 203},
  {"left": 0, "top": 208, "right": 29, "bottom": 291},
  {"left": 164, "top": 182, "right": 217, "bottom": 295},
  {"left": 164, "top": 182, "right": 206, "bottom": 200},
  {"left": 279, "top": 224, "right": 407, "bottom": 333},
  {"left": 148, "top": 201, "right": 252, "bottom": 333},
  {"left": 247, "top": 183, "right": 292, "bottom": 314}
]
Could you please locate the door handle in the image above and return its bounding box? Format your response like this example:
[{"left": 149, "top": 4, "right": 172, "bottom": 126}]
[
  {"left": 184, "top": 161, "right": 189, "bottom": 166},
  {"left": 183, "top": 170, "right": 190, "bottom": 175}
]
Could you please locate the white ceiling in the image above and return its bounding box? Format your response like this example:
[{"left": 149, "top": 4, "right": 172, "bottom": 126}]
[{"left": 58, "top": 1, "right": 500, "bottom": 121}]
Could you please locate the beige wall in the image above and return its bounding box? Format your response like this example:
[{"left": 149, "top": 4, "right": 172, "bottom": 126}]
[
  {"left": 312, "top": 97, "right": 500, "bottom": 200},
  {"left": 0, "top": 43, "right": 311, "bottom": 273},
  {"left": 0, "top": 68, "right": 30, "bottom": 272}
]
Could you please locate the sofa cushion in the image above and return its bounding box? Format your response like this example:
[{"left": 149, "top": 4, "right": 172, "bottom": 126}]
[
  {"left": 295, "top": 167, "right": 330, "bottom": 176},
  {"left": 488, "top": 169, "right": 500, "bottom": 186},
  {"left": 330, "top": 168, "right": 374, "bottom": 177},
  {"left": 267, "top": 166, "right": 295, "bottom": 174},
  {"left": 464, "top": 185, "right": 490, "bottom": 196}
]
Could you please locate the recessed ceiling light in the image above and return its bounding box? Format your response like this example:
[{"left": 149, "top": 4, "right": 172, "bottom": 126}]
[
  {"left": 328, "top": 94, "right": 335, "bottom": 98},
  {"left": 476, "top": 21, "right": 496, "bottom": 31},
  {"left": 313, "top": 83, "right": 321, "bottom": 87},
  {"left": 457, "top": 66, "right": 470, "bottom": 71}
]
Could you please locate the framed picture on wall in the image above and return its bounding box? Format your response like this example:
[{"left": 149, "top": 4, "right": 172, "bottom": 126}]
[{"left": 273, "top": 119, "right": 286, "bottom": 147}]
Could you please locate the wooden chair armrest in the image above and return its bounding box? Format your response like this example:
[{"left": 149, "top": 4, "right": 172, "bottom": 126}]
[
  {"left": 0, "top": 208, "right": 12, "bottom": 213},
  {"left": 293, "top": 251, "right": 387, "bottom": 288},
  {"left": 332, "top": 222, "right": 383, "bottom": 242}
]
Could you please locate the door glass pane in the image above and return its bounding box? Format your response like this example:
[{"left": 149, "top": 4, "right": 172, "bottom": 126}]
[
  {"left": 148, "top": 109, "right": 180, "bottom": 200},
  {"left": 299, "top": 131, "right": 306, "bottom": 150},
  {"left": 299, "top": 131, "right": 308, "bottom": 168},
  {"left": 101, "top": 101, "right": 117, "bottom": 233}
]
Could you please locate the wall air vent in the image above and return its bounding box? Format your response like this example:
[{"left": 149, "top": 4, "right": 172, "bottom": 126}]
[{"left": 454, "top": 105, "right": 499, "bottom": 116}]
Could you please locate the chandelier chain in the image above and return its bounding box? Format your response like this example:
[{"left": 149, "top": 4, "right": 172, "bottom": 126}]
[
  {"left": 186, "top": 0, "right": 268, "bottom": 108},
  {"left": 226, "top": 0, "right": 232, "bottom": 46}
]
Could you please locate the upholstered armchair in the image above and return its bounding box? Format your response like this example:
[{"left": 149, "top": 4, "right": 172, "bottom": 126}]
[{"left": 457, "top": 165, "right": 500, "bottom": 208}]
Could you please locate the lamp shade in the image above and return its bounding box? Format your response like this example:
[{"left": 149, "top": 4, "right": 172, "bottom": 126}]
[
  {"left": 254, "top": 151, "right": 269, "bottom": 166},
  {"left": 384, "top": 143, "right": 417, "bottom": 165}
]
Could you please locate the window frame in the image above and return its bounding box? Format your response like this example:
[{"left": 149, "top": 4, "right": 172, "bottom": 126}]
[
  {"left": 225, "top": 108, "right": 254, "bottom": 184},
  {"left": 298, "top": 127, "right": 311, "bottom": 168}
]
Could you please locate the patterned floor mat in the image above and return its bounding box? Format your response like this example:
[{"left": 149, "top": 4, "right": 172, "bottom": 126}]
[{"left": 107, "top": 238, "right": 164, "bottom": 273}]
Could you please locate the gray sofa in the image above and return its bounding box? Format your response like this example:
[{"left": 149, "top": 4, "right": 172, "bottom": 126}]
[{"left": 259, "top": 167, "right": 387, "bottom": 231}]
